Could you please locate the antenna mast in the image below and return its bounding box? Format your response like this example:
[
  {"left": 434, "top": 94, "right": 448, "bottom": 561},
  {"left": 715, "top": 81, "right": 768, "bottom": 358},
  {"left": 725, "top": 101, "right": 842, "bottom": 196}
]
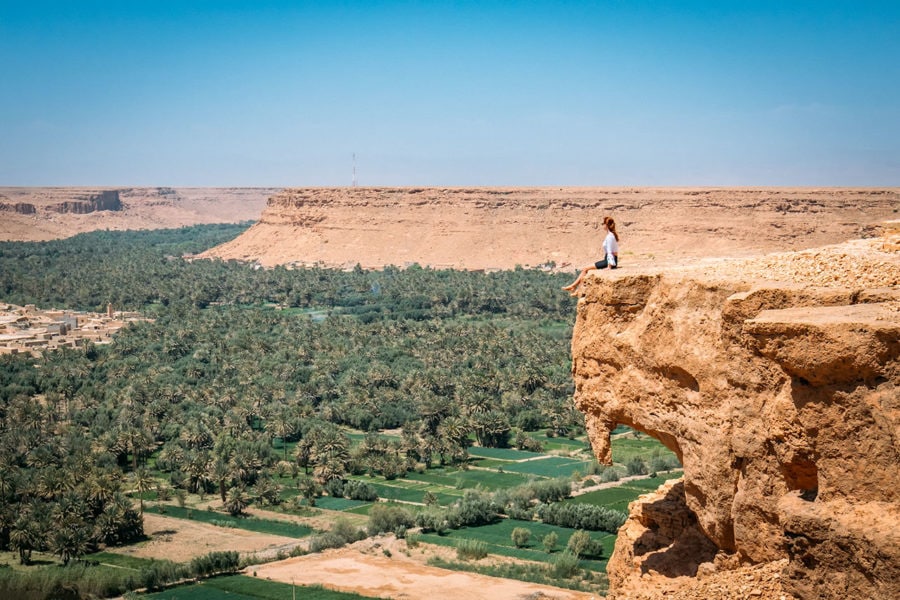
[{"left": 352, "top": 153, "right": 358, "bottom": 187}]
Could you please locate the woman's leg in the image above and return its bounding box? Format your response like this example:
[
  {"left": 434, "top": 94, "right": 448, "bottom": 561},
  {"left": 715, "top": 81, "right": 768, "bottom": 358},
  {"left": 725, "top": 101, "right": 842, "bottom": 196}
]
[{"left": 562, "top": 266, "right": 592, "bottom": 291}]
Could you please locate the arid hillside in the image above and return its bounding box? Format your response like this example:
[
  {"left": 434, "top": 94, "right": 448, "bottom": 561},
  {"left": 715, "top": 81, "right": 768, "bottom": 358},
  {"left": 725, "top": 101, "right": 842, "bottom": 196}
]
[
  {"left": 0, "top": 187, "right": 277, "bottom": 241},
  {"left": 200, "top": 187, "right": 898, "bottom": 270}
]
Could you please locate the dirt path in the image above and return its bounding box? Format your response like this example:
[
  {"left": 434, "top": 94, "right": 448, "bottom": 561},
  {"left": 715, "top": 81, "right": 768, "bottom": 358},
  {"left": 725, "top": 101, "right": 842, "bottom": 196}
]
[{"left": 251, "top": 537, "right": 600, "bottom": 600}]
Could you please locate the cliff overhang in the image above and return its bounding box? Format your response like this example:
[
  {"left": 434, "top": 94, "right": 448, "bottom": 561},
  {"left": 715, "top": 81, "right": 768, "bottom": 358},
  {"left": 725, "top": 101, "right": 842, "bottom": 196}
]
[{"left": 571, "top": 238, "right": 899, "bottom": 599}]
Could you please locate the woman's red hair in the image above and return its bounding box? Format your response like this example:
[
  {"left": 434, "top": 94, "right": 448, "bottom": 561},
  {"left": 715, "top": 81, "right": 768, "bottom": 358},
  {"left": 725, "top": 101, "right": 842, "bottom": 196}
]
[{"left": 603, "top": 216, "right": 619, "bottom": 242}]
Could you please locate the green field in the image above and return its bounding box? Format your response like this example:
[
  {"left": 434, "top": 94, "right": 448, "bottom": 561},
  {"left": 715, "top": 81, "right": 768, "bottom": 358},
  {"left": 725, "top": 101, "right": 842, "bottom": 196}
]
[
  {"left": 141, "top": 575, "right": 370, "bottom": 599},
  {"left": 403, "top": 467, "right": 529, "bottom": 490},
  {"left": 147, "top": 505, "right": 313, "bottom": 538},
  {"left": 570, "top": 486, "right": 644, "bottom": 507},
  {"left": 314, "top": 496, "right": 374, "bottom": 511},
  {"left": 466, "top": 446, "right": 543, "bottom": 460},
  {"left": 610, "top": 436, "right": 678, "bottom": 464},
  {"left": 570, "top": 472, "right": 683, "bottom": 511},
  {"left": 625, "top": 471, "right": 683, "bottom": 488},
  {"left": 86, "top": 552, "right": 167, "bottom": 570},
  {"left": 503, "top": 457, "right": 596, "bottom": 478},
  {"left": 420, "top": 519, "right": 615, "bottom": 571},
  {"left": 446, "top": 468, "right": 532, "bottom": 490}
]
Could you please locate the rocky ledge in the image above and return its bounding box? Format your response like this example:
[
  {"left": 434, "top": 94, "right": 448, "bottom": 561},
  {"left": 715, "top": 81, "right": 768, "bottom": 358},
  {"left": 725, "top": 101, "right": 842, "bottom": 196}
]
[{"left": 571, "top": 233, "right": 899, "bottom": 599}]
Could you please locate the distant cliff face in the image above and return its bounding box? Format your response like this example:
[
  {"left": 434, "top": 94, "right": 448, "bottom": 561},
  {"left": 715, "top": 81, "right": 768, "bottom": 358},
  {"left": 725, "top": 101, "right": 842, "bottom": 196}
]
[
  {"left": 0, "top": 190, "right": 121, "bottom": 215},
  {"left": 0, "top": 202, "right": 36, "bottom": 215},
  {"left": 199, "top": 187, "right": 899, "bottom": 270},
  {"left": 45, "top": 190, "right": 123, "bottom": 214},
  {"left": 571, "top": 235, "right": 899, "bottom": 599},
  {"left": 0, "top": 187, "right": 276, "bottom": 241}
]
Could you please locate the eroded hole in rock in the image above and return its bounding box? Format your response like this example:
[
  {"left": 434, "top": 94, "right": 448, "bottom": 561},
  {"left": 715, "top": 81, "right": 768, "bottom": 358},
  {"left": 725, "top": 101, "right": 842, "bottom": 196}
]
[
  {"left": 657, "top": 365, "right": 700, "bottom": 392},
  {"left": 782, "top": 457, "right": 819, "bottom": 501},
  {"left": 634, "top": 481, "right": 718, "bottom": 577}
]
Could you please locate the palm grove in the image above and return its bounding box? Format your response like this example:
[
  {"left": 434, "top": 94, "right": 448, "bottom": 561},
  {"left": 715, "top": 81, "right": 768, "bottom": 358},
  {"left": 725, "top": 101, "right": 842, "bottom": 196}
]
[{"left": 0, "top": 225, "right": 585, "bottom": 565}]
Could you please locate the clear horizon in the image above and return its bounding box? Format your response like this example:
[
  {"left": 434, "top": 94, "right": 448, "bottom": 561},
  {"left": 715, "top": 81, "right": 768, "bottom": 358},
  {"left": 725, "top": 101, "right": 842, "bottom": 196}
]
[{"left": 2, "top": 1, "right": 898, "bottom": 187}]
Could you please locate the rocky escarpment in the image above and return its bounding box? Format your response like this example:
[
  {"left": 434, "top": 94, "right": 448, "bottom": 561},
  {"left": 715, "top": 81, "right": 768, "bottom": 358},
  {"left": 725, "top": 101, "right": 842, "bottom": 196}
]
[
  {"left": 0, "top": 202, "right": 37, "bottom": 215},
  {"left": 45, "top": 190, "right": 123, "bottom": 214},
  {"left": 0, "top": 189, "right": 121, "bottom": 215},
  {"left": 0, "top": 187, "right": 276, "bottom": 242},
  {"left": 200, "top": 187, "right": 899, "bottom": 270},
  {"left": 571, "top": 234, "right": 899, "bottom": 599}
]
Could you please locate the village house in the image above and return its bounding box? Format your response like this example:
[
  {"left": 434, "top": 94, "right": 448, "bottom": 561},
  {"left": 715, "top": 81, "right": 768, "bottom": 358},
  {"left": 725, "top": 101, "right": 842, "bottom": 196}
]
[{"left": 0, "top": 302, "right": 150, "bottom": 355}]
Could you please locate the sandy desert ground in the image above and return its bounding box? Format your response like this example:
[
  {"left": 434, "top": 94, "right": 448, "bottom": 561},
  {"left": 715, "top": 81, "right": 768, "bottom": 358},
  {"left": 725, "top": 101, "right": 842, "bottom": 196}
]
[
  {"left": 250, "top": 535, "right": 598, "bottom": 600},
  {"left": 111, "top": 513, "right": 301, "bottom": 563},
  {"left": 108, "top": 513, "right": 596, "bottom": 600}
]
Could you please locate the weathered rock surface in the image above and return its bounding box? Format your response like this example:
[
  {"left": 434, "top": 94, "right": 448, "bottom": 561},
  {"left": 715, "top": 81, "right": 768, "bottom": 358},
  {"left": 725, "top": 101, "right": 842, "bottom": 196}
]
[
  {"left": 571, "top": 233, "right": 900, "bottom": 599},
  {"left": 200, "top": 187, "right": 899, "bottom": 270},
  {"left": 0, "top": 187, "right": 277, "bottom": 241},
  {"left": 44, "top": 189, "right": 123, "bottom": 214},
  {"left": 0, "top": 201, "right": 36, "bottom": 214}
]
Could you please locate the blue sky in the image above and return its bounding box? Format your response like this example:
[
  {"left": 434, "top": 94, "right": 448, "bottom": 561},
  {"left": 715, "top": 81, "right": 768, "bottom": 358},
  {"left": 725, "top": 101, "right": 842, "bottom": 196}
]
[{"left": 1, "top": 1, "right": 898, "bottom": 186}]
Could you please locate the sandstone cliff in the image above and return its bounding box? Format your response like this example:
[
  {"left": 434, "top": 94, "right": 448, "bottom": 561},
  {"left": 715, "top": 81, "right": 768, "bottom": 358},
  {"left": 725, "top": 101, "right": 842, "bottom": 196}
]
[
  {"left": 571, "top": 234, "right": 899, "bottom": 599},
  {"left": 0, "top": 187, "right": 277, "bottom": 241},
  {"left": 200, "top": 187, "right": 899, "bottom": 270},
  {"left": 0, "top": 189, "right": 121, "bottom": 215}
]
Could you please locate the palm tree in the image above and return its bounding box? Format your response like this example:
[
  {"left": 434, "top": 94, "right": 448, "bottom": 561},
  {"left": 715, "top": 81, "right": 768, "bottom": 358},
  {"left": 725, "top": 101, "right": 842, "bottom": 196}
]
[
  {"left": 224, "top": 486, "right": 250, "bottom": 516},
  {"left": 94, "top": 509, "right": 119, "bottom": 546},
  {"left": 9, "top": 519, "right": 36, "bottom": 564},
  {"left": 310, "top": 426, "right": 351, "bottom": 484},
  {"left": 437, "top": 416, "right": 471, "bottom": 464},
  {"left": 185, "top": 450, "right": 212, "bottom": 495},
  {"left": 271, "top": 415, "right": 295, "bottom": 462},
  {"left": 210, "top": 458, "right": 231, "bottom": 503},
  {"left": 253, "top": 477, "right": 281, "bottom": 507},
  {"left": 51, "top": 521, "right": 90, "bottom": 565},
  {"left": 471, "top": 410, "right": 511, "bottom": 448},
  {"left": 294, "top": 438, "right": 313, "bottom": 475},
  {"left": 85, "top": 473, "right": 119, "bottom": 515},
  {"left": 132, "top": 467, "right": 155, "bottom": 516}
]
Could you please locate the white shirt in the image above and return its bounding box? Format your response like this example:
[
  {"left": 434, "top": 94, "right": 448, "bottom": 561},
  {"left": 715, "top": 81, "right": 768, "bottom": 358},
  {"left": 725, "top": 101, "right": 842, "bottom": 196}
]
[{"left": 603, "top": 231, "right": 619, "bottom": 266}]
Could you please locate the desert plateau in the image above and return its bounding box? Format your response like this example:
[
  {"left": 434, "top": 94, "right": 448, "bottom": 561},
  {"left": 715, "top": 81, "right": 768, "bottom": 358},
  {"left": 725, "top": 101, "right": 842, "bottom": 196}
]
[
  {"left": 6, "top": 3, "right": 900, "bottom": 600},
  {"left": 1, "top": 186, "right": 897, "bottom": 600},
  {"left": 200, "top": 187, "right": 898, "bottom": 271}
]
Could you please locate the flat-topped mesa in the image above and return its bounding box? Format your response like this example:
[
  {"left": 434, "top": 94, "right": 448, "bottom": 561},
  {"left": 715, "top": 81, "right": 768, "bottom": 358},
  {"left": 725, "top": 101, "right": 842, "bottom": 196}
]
[
  {"left": 202, "top": 187, "right": 614, "bottom": 270},
  {"left": 0, "top": 190, "right": 121, "bottom": 215},
  {"left": 571, "top": 237, "right": 899, "bottom": 600},
  {"left": 46, "top": 190, "right": 123, "bottom": 214},
  {"left": 198, "top": 187, "right": 899, "bottom": 270}
]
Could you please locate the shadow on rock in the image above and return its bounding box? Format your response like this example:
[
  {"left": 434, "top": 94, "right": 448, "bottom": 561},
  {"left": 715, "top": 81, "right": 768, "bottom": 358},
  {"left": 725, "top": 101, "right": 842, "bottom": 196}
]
[{"left": 632, "top": 481, "right": 718, "bottom": 578}]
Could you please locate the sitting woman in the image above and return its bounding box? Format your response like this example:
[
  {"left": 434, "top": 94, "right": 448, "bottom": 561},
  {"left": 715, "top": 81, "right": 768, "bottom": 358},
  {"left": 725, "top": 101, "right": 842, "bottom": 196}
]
[{"left": 562, "top": 216, "right": 619, "bottom": 294}]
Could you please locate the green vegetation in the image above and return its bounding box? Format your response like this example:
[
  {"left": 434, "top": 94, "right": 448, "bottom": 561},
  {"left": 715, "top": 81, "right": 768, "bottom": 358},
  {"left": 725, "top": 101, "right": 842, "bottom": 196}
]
[
  {"left": 146, "top": 505, "right": 313, "bottom": 538},
  {"left": 307, "top": 519, "right": 367, "bottom": 553},
  {"left": 511, "top": 526, "right": 531, "bottom": 548},
  {"left": 570, "top": 471, "right": 683, "bottom": 512},
  {"left": 0, "top": 551, "right": 239, "bottom": 600},
  {"left": 0, "top": 225, "right": 682, "bottom": 598},
  {"left": 427, "top": 555, "right": 608, "bottom": 595},
  {"left": 455, "top": 538, "right": 489, "bottom": 560},
  {"left": 419, "top": 519, "right": 613, "bottom": 569},
  {"left": 140, "top": 574, "right": 370, "bottom": 599}
]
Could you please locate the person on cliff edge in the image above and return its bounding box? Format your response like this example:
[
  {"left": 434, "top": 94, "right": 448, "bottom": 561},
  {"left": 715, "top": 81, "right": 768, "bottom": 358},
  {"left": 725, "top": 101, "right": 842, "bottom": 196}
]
[{"left": 562, "top": 216, "right": 619, "bottom": 294}]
